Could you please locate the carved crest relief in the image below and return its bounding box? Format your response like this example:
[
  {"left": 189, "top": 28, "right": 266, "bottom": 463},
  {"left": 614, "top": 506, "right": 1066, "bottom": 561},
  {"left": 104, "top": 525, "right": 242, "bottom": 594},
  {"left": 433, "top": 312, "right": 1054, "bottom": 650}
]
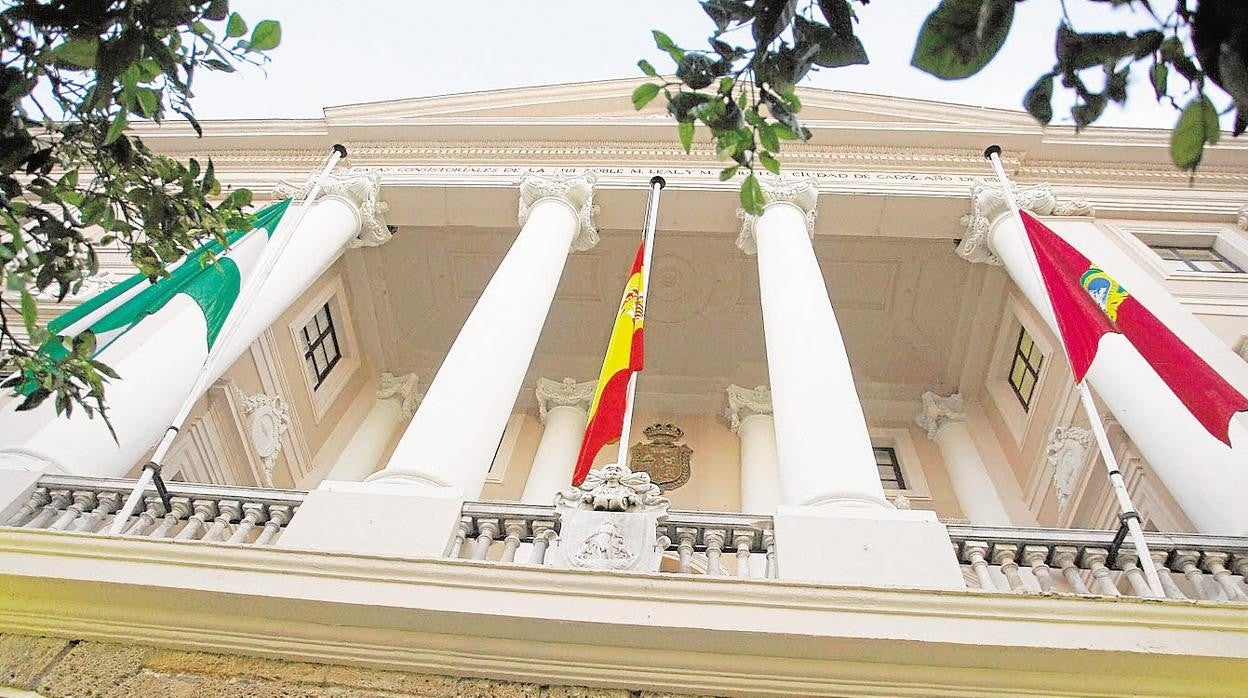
[{"left": 628, "top": 423, "right": 692, "bottom": 491}]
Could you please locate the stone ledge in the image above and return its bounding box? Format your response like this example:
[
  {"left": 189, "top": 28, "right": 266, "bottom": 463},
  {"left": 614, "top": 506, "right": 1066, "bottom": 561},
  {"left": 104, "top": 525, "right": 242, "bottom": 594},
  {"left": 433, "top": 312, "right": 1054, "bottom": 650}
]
[{"left": 0, "top": 633, "right": 705, "bottom": 698}]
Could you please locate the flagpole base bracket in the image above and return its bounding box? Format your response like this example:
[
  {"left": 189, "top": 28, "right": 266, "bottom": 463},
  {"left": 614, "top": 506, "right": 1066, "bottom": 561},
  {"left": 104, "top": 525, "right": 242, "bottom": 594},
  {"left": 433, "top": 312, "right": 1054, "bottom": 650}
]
[{"left": 1106, "top": 510, "right": 1141, "bottom": 568}]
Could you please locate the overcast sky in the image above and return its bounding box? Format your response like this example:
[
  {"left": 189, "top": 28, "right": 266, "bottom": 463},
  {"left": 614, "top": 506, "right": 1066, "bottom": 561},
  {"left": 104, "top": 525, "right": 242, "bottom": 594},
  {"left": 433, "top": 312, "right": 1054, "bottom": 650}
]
[{"left": 187, "top": 1, "right": 1209, "bottom": 131}]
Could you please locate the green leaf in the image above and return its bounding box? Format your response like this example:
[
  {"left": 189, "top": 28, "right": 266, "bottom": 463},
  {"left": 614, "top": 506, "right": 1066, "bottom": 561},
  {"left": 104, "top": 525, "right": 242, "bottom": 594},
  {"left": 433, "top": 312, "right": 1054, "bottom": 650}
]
[
  {"left": 1171, "top": 95, "right": 1220, "bottom": 170},
  {"left": 759, "top": 123, "right": 781, "bottom": 152},
  {"left": 1023, "top": 73, "right": 1054, "bottom": 125},
  {"left": 1150, "top": 62, "right": 1169, "bottom": 101},
  {"left": 104, "top": 110, "right": 128, "bottom": 145},
  {"left": 18, "top": 288, "right": 38, "bottom": 335},
  {"left": 50, "top": 38, "right": 99, "bottom": 68},
  {"left": 740, "top": 173, "right": 765, "bottom": 215},
  {"left": 226, "top": 12, "right": 248, "bottom": 38},
  {"left": 719, "top": 165, "right": 740, "bottom": 181},
  {"left": 678, "top": 120, "right": 695, "bottom": 154},
  {"left": 249, "top": 20, "right": 282, "bottom": 51},
  {"left": 632, "top": 82, "right": 662, "bottom": 110},
  {"left": 133, "top": 87, "right": 159, "bottom": 117},
  {"left": 638, "top": 59, "right": 657, "bottom": 77},
  {"left": 653, "top": 29, "right": 685, "bottom": 63},
  {"left": 911, "top": 0, "right": 1014, "bottom": 80},
  {"left": 759, "top": 151, "right": 781, "bottom": 175}
]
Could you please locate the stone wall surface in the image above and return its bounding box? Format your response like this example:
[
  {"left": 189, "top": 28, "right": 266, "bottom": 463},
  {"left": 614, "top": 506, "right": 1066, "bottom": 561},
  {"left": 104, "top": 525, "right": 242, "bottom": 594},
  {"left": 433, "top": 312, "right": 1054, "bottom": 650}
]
[{"left": 0, "top": 633, "right": 715, "bottom": 698}]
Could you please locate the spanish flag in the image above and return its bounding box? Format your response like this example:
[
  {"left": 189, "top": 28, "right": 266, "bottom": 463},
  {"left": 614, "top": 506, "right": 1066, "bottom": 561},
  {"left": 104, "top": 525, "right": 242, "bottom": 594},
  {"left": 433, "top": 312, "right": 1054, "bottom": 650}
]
[
  {"left": 572, "top": 241, "right": 646, "bottom": 486},
  {"left": 1020, "top": 211, "right": 1248, "bottom": 445}
]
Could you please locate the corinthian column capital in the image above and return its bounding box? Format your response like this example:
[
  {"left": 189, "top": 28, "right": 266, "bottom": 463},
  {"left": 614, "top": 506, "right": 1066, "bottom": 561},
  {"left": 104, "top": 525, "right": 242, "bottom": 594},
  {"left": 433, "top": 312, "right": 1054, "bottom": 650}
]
[
  {"left": 725, "top": 384, "right": 774, "bottom": 433},
  {"left": 377, "top": 372, "right": 421, "bottom": 420},
  {"left": 955, "top": 181, "right": 1094, "bottom": 265},
  {"left": 534, "top": 377, "right": 596, "bottom": 422},
  {"left": 735, "top": 176, "right": 819, "bottom": 255},
  {"left": 518, "top": 171, "right": 600, "bottom": 251},
  {"left": 914, "top": 391, "right": 966, "bottom": 440},
  {"left": 273, "top": 170, "right": 393, "bottom": 248}
]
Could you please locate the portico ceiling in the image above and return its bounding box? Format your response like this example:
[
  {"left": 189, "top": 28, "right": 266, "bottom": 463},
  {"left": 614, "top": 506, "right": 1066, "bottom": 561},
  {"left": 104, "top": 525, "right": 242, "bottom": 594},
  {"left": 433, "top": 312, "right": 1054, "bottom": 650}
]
[{"left": 353, "top": 202, "right": 977, "bottom": 420}]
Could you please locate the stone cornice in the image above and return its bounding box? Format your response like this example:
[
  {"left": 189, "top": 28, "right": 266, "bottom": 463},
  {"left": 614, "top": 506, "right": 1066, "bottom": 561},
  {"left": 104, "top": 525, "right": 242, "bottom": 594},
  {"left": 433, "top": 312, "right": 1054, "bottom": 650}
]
[
  {"left": 534, "top": 377, "right": 595, "bottom": 422},
  {"left": 2, "top": 528, "right": 1247, "bottom": 697},
  {"left": 518, "top": 171, "right": 599, "bottom": 251},
  {"left": 735, "top": 176, "right": 819, "bottom": 255},
  {"left": 915, "top": 392, "right": 967, "bottom": 440}
]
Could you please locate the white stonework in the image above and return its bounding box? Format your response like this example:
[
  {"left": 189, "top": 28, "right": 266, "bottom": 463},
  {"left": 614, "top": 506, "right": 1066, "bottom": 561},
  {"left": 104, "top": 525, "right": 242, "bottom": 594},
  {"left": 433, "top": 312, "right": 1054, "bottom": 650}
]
[
  {"left": 724, "top": 384, "right": 773, "bottom": 433},
  {"left": 275, "top": 170, "right": 392, "bottom": 248},
  {"left": 551, "top": 462, "right": 669, "bottom": 572},
  {"left": 735, "top": 176, "right": 819, "bottom": 255},
  {"left": 914, "top": 392, "right": 965, "bottom": 440},
  {"left": 234, "top": 389, "right": 292, "bottom": 486},
  {"left": 1238, "top": 203, "right": 1247, "bottom": 231},
  {"left": 956, "top": 182, "right": 1094, "bottom": 265},
  {"left": 376, "top": 371, "right": 422, "bottom": 420},
  {"left": 1047, "top": 426, "right": 1095, "bottom": 518},
  {"left": 915, "top": 392, "right": 1013, "bottom": 526},
  {"left": 517, "top": 171, "right": 599, "bottom": 251},
  {"left": 521, "top": 377, "right": 595, "bottom": 505},
  {"left": 534, "top": 377, "right": 595, "bottom": 423}
]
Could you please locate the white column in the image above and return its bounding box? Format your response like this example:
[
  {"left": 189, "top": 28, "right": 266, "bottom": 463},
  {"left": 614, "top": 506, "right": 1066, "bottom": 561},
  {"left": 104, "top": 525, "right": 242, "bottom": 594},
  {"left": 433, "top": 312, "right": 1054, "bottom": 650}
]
[
  {"left": 520, "top": 377, "right": 595, "bottom": 504},
  {"left": 736, "top": 178, "right": 886, "bottom": 509},
  {"left": 0, "top": 171, "right": 385, "bottom": 479},
  {"left": 323, "top": 372, "right": 420, "bottom": 482},
  {"left": 739, "top": 177, "right": 965, "bottom": 591},
  {"left": 915, "top": 392, "right": 1013, "bottom": 526},
  {"left": 375, "top": 173, "right": 598, "bottom": 499},
  {"left": 726, "top": 384, "right": 780, "bottom": 514},
  {"left": 958, "top": 184, "right": 1248, "bottom": 534}
]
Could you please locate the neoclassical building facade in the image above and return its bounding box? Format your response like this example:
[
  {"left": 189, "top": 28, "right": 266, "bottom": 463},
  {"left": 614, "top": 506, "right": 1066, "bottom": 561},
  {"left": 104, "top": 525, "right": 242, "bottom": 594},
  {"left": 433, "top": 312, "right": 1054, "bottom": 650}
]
[{"left": 1, "top": 79, "right": 1248, "bottom": 696}]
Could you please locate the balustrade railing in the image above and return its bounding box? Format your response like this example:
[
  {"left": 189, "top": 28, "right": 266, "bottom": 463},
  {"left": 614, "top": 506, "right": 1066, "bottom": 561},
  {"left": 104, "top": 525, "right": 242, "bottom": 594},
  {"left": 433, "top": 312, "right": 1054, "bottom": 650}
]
[
  {"left": 453, "top": 502, "right": 777, "bottom": 577},
  {"left": 4, "top": 474, "right": 302, "bottom": 546},
  {"left": 946, "top": 524, "right": 1248, "bottom": 602},
  {"left": 6, "top": 479, "right": 1247, "bottom": 600}
]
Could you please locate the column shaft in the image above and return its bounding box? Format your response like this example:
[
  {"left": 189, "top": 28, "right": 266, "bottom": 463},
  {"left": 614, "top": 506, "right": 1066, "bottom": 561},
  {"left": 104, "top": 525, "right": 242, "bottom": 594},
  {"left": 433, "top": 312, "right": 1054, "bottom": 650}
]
[
  {"left": 752, "top": 203, "right": 885, "bottom": 508},
  {"left": 379, "top": 183, "right": 593, "bottom": 498},
  {"left": 738, "top": 414, "right": 781, "bottom": 514},
  {"left": 521, "top": 405, "right": 588, "bottom": 504}
]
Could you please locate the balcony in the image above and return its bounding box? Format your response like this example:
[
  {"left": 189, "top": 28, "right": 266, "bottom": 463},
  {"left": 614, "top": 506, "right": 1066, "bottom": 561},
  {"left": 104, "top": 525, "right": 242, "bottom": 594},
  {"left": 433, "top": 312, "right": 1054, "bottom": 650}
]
[
  {"left": 3, "top": 473, "right": 1248, "bottom": 695},
  {"left": 7, "top": 473, "right": 1248, "bottom": 600}
]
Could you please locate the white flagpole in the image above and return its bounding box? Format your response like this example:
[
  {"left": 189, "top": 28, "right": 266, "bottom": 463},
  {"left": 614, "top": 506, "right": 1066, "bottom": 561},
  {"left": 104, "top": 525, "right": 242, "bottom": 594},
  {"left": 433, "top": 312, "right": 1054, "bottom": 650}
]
[
  {"left": 983, "top": 146, "right": 1164, "bottom": 598},
  {"left": 107, "top": 145, "right": 347, "bottom": 535},
  {"left": 616, "top": 176, "right": 665, "bottom": 470}
]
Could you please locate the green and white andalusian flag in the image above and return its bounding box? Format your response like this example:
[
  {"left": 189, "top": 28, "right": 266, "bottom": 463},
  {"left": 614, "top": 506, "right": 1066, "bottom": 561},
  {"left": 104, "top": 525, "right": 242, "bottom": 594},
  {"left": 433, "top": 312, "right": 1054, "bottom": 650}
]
[{"left": 35, "top": 199, "right": 292, "bottom": 368}]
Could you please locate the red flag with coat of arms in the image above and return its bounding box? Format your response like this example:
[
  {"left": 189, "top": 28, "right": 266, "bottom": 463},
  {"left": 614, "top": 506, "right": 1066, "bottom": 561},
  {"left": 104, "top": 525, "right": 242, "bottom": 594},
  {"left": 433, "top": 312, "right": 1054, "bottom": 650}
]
[{"left": 1019, "top": 210, "right": 1248, "bottom": 446}]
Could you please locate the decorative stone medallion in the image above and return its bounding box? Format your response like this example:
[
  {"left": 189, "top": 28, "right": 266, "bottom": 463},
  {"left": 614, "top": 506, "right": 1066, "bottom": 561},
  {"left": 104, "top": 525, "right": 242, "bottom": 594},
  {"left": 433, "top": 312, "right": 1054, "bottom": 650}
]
[
  {"left": 629, "top": 423, "right": 692, "bottom": 491},
  {"left": 234, "top": 389, "right": 292, "bottom": 486},
  {"left": 552, "top": 462, "right": 670, "bottom": 573}
]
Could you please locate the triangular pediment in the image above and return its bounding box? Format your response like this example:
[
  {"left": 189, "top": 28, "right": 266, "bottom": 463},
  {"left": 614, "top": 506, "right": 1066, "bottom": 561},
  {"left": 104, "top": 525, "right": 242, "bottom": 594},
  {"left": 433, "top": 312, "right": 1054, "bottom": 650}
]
[{"left": 323, "top": 77, "right": 1035, "bottom": 128}]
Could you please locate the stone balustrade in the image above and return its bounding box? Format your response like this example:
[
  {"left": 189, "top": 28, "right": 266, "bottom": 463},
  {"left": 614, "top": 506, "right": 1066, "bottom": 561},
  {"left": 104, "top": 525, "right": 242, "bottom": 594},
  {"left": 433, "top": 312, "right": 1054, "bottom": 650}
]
[
  {"left": 4, "top": 474, "right": 302, "bottom": 546},
  {"left": 946, "top": 524, "right": 1248, "bottom": 601},
  {"left": 452, "top": 501, "right": 777, "bottom": 577},
  {"left": 5, "top": 474, "right": 1248, "bottom": 600}
]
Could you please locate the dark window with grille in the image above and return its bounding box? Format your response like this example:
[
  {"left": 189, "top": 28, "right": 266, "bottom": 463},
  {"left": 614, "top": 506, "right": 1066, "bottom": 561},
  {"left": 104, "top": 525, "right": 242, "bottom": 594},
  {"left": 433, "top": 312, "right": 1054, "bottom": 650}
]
[
  {"left": 875, "top": 447, "right": 906, "bottom": 489},
  {"left": 301, "top": 303, "right": 341, "bottom": 389},
  {"left": 1150, "top": 245, "right": 1242, "bottom": 273},
  {"left": 1008, "top": 326, "right": 1044, "bottom": 411}
]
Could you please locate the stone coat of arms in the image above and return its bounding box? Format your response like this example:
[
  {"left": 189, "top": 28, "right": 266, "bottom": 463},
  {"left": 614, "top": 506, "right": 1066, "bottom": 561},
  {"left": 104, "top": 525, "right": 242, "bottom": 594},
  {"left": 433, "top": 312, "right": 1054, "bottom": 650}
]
[
  {"left": 551, "top": 462, "right": 670, "bottom": 572},
  {"left": 628, "top": 423, "right": 692, "bottom": 491}
]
